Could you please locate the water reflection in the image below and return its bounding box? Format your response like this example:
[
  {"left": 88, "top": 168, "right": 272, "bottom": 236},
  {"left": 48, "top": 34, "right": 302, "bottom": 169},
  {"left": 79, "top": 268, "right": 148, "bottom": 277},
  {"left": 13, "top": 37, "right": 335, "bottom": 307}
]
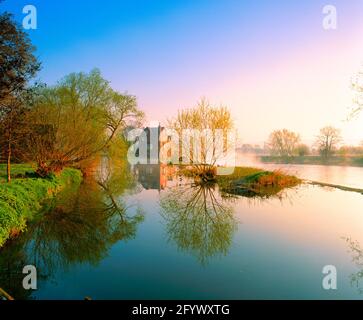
[
  {"left": 160, "top": 182, "right": 237, "bottom": 266},
  {"left": 2, "top": 161, "right": 362, "bottom": 299},
  {"left": 237, "top": 152, "right": 363, "bottom": 189},
  {"left": 0, "top": 158, "right": 144, "bottom": 299},
  {"left": 343, "top": 237, "right": 363, "bottom": 294},
  {"left": 134, "top": 164, "right": 176, "bottom": 190}
]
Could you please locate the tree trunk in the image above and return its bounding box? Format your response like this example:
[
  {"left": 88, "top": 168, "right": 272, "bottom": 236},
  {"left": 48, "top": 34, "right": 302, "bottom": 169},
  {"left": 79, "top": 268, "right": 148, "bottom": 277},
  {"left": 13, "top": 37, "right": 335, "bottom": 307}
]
[{"left": 7, "top": 140, "right": 11, "bottom": 183}]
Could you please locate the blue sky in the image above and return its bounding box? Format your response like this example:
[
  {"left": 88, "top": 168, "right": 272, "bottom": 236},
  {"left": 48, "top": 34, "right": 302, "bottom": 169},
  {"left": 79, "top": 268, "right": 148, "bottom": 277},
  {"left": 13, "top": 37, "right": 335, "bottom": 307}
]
[{"left": 2, "top": 0, "right": 363, "bottom": 144}]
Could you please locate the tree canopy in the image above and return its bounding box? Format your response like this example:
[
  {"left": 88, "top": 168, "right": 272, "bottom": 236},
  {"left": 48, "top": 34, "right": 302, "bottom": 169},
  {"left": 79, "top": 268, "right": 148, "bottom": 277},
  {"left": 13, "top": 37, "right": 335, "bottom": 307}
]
[
  {"left": 0, "top": 12, "right": 40, "bottom": 99},
  {"left": 0, "top": 12, "right": 40, "bottom": 181},
  {"left": 24, "top": 69, "right": 144, "bottom": 176}
]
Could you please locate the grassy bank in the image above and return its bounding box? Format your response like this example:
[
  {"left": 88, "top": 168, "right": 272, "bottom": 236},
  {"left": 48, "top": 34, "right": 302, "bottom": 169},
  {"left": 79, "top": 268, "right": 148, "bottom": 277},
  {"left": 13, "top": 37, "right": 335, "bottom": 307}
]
[
  {"left": 0, "top": 164, "right": 82, "bottom": 248},
  {"left": 260, "top": 155, "right": 363, "bottom": 167}
]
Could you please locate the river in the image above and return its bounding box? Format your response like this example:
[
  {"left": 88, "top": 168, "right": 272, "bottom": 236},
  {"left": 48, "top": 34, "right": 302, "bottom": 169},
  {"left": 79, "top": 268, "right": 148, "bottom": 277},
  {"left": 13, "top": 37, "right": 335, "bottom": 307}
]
[
  {"left": 237, "top": 153, "right": 363, "bottom": 189},
  {"left": 0, "top": 160, "right": 363, "bottom": 299}
]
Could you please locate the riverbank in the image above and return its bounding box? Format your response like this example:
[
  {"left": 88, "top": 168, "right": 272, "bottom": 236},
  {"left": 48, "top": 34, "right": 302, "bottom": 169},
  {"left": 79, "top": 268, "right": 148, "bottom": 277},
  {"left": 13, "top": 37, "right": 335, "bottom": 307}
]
[
  {"left": 0, "top": 164, "right": 82, "bottom": 248},
  {"left": 260, "top": 155, "right": 363, "bottom": 167}
]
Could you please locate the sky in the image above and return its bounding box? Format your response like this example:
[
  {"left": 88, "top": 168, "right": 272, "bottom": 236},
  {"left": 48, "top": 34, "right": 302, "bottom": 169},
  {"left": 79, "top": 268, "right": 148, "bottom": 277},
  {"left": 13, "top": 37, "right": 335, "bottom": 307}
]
[{"left": 2, "top": 0, "right": 363, "bottom": 146}]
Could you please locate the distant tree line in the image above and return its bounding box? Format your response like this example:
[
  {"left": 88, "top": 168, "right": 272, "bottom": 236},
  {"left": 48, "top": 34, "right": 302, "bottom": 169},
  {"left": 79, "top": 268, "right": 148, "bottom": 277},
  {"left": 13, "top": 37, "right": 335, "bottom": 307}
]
[
  {"left": 266, "top": 126, "right": 363, "bottom": 159},
  {"left": 243, "top": 65, "right": 363, "bottom": 160}
]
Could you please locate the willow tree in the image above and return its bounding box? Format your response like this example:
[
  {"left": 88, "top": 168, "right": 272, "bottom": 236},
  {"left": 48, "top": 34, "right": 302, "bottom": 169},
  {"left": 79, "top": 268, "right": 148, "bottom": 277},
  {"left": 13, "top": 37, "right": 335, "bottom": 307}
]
[
  {"left": 24, "top": 69, "right": 144, "bottom": 176},
  {"left": 168, "top": 99, "right": 234, "bottom": 181}
]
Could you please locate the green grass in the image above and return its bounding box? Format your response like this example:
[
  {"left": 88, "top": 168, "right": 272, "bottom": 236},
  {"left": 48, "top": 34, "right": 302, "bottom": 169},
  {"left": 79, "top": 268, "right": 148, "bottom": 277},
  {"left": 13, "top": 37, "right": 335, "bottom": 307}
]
[
  {"left": 180, "top": 166, "right": 265, "bottom": 182},
  {"left": 216, "top": 167, "right": 265, "bottom": 185},
  {"left": 0, "top": 165, "right": 82, "bottom": 248},
  {"left": 180, "top": 166, "right": 301, "bottom": 198},
  {"left": 0, "top": 163, "right": 35, "bottom": 183},
  {"left": 218, "top": 167, "right": 299, "bottom": 185},
  {"left": 217, "top": 167, "right": 301, "bottom": 198}
]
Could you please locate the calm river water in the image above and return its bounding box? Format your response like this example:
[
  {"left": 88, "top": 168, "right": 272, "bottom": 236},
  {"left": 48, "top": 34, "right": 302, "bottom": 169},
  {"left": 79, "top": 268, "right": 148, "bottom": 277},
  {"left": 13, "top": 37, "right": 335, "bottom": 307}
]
[
  {"left": 237, "top": 153, "right": 363, "bottom": 189},
  {"left": 1, "top": 160, "right": 363, "bottom": 300}
]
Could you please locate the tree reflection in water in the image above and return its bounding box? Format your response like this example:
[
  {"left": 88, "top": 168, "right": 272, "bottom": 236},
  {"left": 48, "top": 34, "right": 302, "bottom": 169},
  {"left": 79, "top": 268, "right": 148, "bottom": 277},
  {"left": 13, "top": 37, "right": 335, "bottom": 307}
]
[
  {"left": 343, "top": 237, "right": 363, "bottom": 294},
  {"left": 0, "top": 158, "right": 143, "bottom": 299},
  {"left": 160, "top": 182, "right": 237, "bottom": 266}
]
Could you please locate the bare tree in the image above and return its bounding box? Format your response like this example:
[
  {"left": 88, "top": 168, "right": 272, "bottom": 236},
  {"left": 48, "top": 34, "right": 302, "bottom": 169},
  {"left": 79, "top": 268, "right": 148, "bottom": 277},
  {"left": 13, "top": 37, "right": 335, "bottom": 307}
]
[
  {"left": 350, "top": 68, "right": 363, "bottom": 119},
  {"left": 315, "top": 126, "right": 342, "bottom": 159},
  {"left": 267, "top": 129, "right": 300, "bottom": 157}
]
